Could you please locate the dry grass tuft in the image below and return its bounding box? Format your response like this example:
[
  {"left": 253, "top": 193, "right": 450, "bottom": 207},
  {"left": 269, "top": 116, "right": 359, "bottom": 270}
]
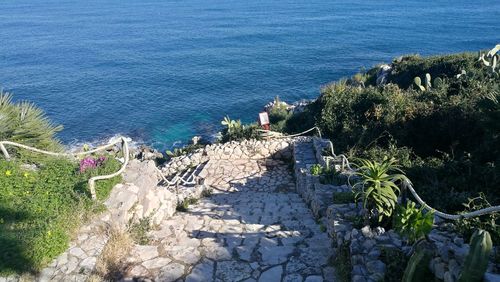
[
  {"left": 86, "top": 274, "right": 104, "bottom": 282},
  {"left": 93, "top": 228, "right": 134, "bottom": 281}
]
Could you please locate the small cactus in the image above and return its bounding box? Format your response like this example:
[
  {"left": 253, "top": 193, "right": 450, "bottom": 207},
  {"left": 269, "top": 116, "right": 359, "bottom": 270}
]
[
  {"left": 433, "top": 77, "right": 443, "bottom": 88},
  {"left": 414, "top": 74, "right": 432, "bottom": 91},
  {"left": 414, "top": 76, "right": 425, "bottom": 91},
  {"left": 403, "top": 246, "right": 433, "bottom": 282},
  {"left": 458, "top": 229, "right": 493, "bottom": 282},
  {"left": 425, "top": 73, "right": 432, "bottom": 89}
]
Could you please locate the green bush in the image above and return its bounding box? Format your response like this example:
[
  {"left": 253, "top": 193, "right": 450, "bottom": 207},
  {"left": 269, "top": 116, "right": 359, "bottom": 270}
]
[
  {"left": 0, "top": 155, "right": 121, "bottom": 274},
  {"left": 128, "top": 217, "right": 153, "bottom": 245},
  {"left": 309, "top": 162, "right": 345, "bottom": 185},
  {"left": 459, "top": 229, "right": 493, "bottom": 282},
  {"left": 268, "top": 104, "right": 290, "bottom": 124},
  {"left": 220, "top": 119, "right": 261, "bottom": 143},
  {"left": 319, "top": 161, "right": 345, "bottom": 185},
  {"left": 394, "top": 201, "right": 434, "bottom": 243},
  {"left": 268, "top": 98, "right": 292, "bottom": 132},
  {"left": 0, "top": 93, "right": 123, "bottom": 274},
  {"left": 281, "top": 104, "right": 317, "bottom": 134},
  {"left": 385, "top": 52, "right": 482, "bottom": 89}
]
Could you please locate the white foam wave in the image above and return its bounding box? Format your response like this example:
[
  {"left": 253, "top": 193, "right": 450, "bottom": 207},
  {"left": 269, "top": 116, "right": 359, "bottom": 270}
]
[{"left": 64, "top": 134, "right": 145, "bottom": 153}]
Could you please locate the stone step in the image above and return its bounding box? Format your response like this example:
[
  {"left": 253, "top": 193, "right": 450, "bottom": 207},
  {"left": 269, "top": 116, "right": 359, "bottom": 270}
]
[{"left": 293, "top": 141, "right": 317, "bottom": 170}]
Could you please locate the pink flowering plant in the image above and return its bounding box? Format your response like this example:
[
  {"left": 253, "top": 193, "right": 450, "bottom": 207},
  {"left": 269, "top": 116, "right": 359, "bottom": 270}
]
[{"left": 79, "top": 155, "right": 107, "bottom": 174}]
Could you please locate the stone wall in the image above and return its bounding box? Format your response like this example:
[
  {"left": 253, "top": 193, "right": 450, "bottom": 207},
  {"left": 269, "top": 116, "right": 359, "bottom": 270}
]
[
  {"left": 161, "top": 139, "right": 294, "bottom": 176},
  {"left": 427, "top": 224, "right": 499, "bottom": 281},
  {"left": 105, "top": 159, "right": 178, "bottom": 227}
]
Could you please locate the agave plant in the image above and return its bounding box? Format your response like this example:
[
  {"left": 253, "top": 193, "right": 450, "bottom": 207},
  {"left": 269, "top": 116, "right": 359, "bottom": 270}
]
[{"left": 353, "top": 157, "right": 409, "bottom": 222}]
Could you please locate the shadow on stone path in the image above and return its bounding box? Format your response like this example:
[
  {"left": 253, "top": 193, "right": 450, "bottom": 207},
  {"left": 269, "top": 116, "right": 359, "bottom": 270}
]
[{"left": 122, "top": 158, "right": 336, "bottom": 282}]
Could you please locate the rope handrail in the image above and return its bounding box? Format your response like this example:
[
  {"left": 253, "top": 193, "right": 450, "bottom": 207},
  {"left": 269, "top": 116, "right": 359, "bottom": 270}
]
[
  {"left": 259, "top": 126, "right": 322, "bottom": 139},
  {"left": 323, "top": 139, "right": 353, "bottom": 171},
  {"left": 403, "top": 180, "right": 500, "bottom": 220},
  {"left": 0, "top": 137, "right": 130, "bottom": 200}
]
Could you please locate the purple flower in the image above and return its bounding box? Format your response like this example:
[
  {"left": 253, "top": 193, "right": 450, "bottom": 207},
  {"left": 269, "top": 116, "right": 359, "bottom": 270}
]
[
  {"left": 96, "top": 156, "right": 107, "bottom": 166},
  {"left": 79, "top": 156, "right": 107, "bottom": 173}
]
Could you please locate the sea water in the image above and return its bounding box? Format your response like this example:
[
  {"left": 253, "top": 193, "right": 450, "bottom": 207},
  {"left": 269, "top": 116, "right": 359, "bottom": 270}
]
[{"left": 0, "top": 0, "right": 498, "bottom": 150}]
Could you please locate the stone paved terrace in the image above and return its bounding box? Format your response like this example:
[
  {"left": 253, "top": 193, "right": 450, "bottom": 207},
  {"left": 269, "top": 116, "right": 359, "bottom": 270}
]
[{"left": 124, "top": 158, "right": 335, "bottom": 281}]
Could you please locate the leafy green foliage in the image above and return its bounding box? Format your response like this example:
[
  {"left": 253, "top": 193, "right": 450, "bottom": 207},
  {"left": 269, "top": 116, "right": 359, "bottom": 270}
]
[
  {"left": 268, "top": 97, "right": 292, "bottom": 132},
  {"left": 0, "top": 155, "right": 121, "bottom": 274},
  {"left": 166, "top": 147, "right": 187, "bottom": 158},
  {"left": 221, "top": 115, "right": 242, "bottom": 134},
  {"left": 280, "top": 105, "right": 317, "bottom": 134},
  {"left": 309, "top": 161, "right": 345, "bottom": 185},
  {"left": 0, "top": 91, "right": 63, "bottom": 153},
  {"left": 332, "top": 191, "right": 355, "bottom": 204},
  {"left": 310, "top": 164, "right": 322, "bottom": 175},
  {"left": 0, "top": 94, "right": 122, "bottom": 274},
  {"left": 268, "top": 104, "right": 290, "bottom": 124},
  {"left": 386, "top": 52, "right": 482, "bottom": 89},
  {"left": 176, "top": 197, "right": 198, "bottom": 212},
  {"left": 353, "top": 158, "right": 408, "bottom": 222},
  {"left": 320, "top": 161, "right": 345, "bottom": 185},
  {"left": 393, "top": 201, "right": 434, "bottom": 243},
  {"left": 128, "top": 217, "right": 153, "bottom": 245},
  {"left": 220, "top": 117, "right": 261, "bottom": 143}
]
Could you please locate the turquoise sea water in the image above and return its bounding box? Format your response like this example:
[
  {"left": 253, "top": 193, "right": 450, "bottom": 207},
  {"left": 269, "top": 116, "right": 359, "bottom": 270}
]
[{"left": 0, "top": 0, "right": 499, "bottom": 149}]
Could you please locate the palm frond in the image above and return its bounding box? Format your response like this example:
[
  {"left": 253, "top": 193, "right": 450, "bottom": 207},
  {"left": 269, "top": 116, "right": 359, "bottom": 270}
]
[{"left": 0, "top": 90, "right": 63, "bottom": 152}]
